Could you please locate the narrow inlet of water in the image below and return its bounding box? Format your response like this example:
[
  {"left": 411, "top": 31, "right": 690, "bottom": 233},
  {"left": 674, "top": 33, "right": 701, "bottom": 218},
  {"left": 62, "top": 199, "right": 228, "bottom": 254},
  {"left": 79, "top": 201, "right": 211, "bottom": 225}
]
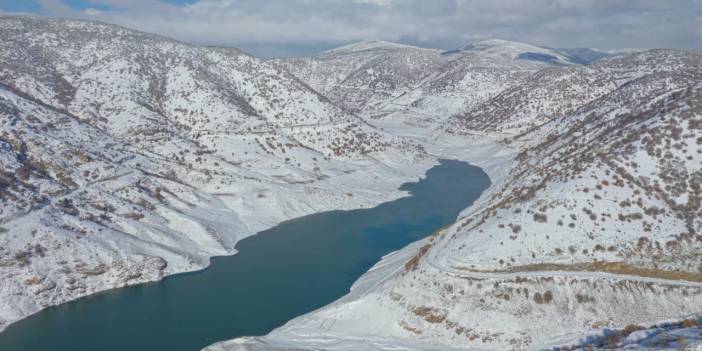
[{"left": 0, "top": 159, "right": 490, "bottom": 351}]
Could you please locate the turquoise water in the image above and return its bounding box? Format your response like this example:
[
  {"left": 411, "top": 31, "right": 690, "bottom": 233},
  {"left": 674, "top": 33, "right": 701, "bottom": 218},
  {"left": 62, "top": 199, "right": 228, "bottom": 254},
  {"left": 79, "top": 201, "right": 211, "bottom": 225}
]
[{"left": 0, "top": 159, "right": 490, "bottom": 351}]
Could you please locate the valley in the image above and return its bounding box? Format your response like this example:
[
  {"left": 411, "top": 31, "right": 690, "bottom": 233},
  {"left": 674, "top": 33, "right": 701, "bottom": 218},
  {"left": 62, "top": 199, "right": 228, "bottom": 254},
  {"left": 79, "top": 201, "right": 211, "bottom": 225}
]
[
  {"left": 0, "top": 14, "right": 700, "bottom": 351},
  {"left": 0, "top": 160, "right": 490, "bottom": 351}
]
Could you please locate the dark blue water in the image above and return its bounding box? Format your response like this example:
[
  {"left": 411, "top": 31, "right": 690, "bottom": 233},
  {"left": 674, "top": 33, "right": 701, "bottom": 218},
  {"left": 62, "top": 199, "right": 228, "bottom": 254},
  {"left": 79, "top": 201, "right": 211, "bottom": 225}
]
[{"left": 0, "top": 159, "right": 490, "bottom": 351}]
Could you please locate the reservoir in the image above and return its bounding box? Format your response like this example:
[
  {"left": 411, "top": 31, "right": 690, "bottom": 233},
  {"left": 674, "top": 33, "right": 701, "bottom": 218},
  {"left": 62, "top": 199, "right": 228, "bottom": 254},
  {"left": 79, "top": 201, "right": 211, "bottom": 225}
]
[{"left": 0, "top": 159, "right": 490, "bottom": 351}]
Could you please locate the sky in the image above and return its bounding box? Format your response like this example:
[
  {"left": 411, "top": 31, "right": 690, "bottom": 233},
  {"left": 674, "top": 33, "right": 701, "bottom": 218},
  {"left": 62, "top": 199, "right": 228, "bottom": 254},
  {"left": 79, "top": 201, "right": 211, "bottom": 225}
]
[{"left": 0, "top": 0, "right": 700, "bottom": 58}]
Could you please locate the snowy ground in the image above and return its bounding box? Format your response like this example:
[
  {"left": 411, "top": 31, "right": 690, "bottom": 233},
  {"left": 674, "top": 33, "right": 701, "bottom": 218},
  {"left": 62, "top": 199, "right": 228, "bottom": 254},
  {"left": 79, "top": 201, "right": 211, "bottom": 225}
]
[
  {"left": 207, "top": 130, "right": 702, "bottom": 351},
  {"left": 0, "top": 146, "right": 442, "bottom": 332},
  {"left": 205, "top": 127, "right": 522, "bottom": 351},
  {"left": 0, "top": 16, "right": 435, "bottom": 333},
  {"left": 206, "top": 53, "right": 702, "bottom": 351},
  {"left": 3, "top": 16, "right": 701, "bottom": 351}
]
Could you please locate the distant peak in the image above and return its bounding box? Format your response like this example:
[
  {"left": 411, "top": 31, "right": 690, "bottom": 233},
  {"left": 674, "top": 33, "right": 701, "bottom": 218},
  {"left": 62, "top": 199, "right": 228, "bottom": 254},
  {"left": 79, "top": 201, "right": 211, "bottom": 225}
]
[
  {"left": 322, "top": 40, "right": 426, "bottom": 55},
  {"left": 460, "top": 38, "right": 541, "bottom": 52},
  {"left": 457, "top": 38, "right": 576, "bottom": 65},
  {"left": 474, "top": 38, "right": 518, "bottom": 46}
]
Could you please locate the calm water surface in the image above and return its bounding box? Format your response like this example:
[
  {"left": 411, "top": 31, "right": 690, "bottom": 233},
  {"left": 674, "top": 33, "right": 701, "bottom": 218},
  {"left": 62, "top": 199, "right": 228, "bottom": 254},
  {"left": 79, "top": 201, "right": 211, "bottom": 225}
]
[{"left": 0, "top": 159, "right": 490, "bottom": 351}]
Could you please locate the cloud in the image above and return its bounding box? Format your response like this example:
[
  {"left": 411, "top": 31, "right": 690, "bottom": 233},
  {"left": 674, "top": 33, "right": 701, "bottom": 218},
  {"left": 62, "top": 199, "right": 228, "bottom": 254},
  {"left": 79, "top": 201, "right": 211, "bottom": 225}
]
[{"left": 17, "top": 0, "right": 702, "bottom": 57}]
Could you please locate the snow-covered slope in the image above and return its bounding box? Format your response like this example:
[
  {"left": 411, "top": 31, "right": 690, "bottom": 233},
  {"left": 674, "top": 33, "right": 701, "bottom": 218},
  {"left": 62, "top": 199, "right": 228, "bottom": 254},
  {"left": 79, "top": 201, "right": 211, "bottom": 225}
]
[
  {"left": 0, "top": 16, "right": 426, "bottom": 159},
  {"left": 274, "top": 39, "right": 580, "bottom": 134},
  {"left": 447, "top": 49, "right": 702, "bottom": 136},
  {"left": 445, "top": 65, "right": 618, "bottom": 135},
  {"left": 0, "top": 83, "right": 211, "bottom": 327},
  {"left": 273, "top": 41, "right": 444, "bottom": 116},
  {"left": 211, "top": 49, "right": 702, "bottom": 350},
  {"left": 0, "top": 16, "right": 434, "bottom": 332},
  {"left": 4, "top": 14, "right": 701, "bottom": 351},
  {"left": 553, "top": 47, "right": 616, "bottom": 65},
  {"left": 458, "top": 39, "right": 575, "bottom": 65}
]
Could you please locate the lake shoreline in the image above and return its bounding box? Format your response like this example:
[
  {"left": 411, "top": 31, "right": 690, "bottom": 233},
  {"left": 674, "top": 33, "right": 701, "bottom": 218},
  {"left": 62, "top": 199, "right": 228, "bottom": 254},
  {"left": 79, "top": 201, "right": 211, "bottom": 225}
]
[{"left": 0, "top": 159, "right": 491, "bottom": 351}]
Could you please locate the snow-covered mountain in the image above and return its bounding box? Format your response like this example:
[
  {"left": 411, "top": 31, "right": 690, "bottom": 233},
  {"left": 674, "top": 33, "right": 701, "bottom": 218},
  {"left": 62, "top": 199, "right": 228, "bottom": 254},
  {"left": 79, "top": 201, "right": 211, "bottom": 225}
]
[
  {"left": 0, "top": 16, "right": 434, "bottom": 331},
  {"left": 553, "top": 47, "right": 616, "bottom": 65},
  {"left": 447, "top": 49, "right": 702, "bottom": 136},
  {"left": 273, "top": 39, "right": 582, "bottom": 132},
  {"left": 211, "top": 46, "right": 702, "bottom": 350},
  {"left": 457, "top": 38, "right": 576, "bottom": 65},
  {"left": 0, "top": 16, "right": 426, "bottom": 159},
  {"left": 445, "top": 64, "right": 618, "bottom": 135},
  {"left": 272, "top": 40, "right": 444, "bottom": 116},
  {"left": 2, "top": 14, "right": 702, "bottom": 351}
]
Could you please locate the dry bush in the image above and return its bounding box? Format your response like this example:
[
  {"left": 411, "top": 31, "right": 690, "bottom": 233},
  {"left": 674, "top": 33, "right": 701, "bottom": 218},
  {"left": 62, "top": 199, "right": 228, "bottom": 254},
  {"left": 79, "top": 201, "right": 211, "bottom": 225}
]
[{"left": 533, "top": 213, "right": 547, "bottom": 223}]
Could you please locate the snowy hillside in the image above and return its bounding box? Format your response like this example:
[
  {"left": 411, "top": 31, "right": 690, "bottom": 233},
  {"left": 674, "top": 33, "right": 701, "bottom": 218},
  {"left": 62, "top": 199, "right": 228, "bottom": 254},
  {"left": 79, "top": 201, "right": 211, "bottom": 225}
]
[
  {"left": 0, "top": 16, "right": 425, "bottom": 160},
  {"left": 212, "top": 49, "right": 702, "bottom": 350},
  {"left": 274, "top": 39, "right": 580, "bottom": 133},
  {"left": 446, "top": 65, "right": 618, "bottom": 135},
  {"left": 2, "top": 14, "right": 701, "bottom": 351},
  {"left": 273, "top": 40, "right": 444, "bottom": 116},
  {"left": 0, "top": 16, "right": 433, "bottom": 332},
  {"left": 457, "top": 38, "right": 576, "bottom": 65},
  {"left": 447, "top": 49, "right": 702, "bottom": 136}
]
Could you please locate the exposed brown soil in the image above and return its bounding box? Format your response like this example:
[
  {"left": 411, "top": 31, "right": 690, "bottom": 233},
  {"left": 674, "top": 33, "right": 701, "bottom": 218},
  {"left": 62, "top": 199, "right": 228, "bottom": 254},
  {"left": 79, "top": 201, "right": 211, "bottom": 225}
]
[{"left": 456, "top": 261, "right": 702, "bottom": 282}]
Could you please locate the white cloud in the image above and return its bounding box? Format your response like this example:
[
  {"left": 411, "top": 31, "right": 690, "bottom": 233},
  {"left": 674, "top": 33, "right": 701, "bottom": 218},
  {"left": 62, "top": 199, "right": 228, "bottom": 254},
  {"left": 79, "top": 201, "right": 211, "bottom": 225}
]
[
  {"left": 83, "top": 8, "right": 103, "bottom": 16},
  {"left": 33, "top": 0, "right": 702, "bottom": 57}
]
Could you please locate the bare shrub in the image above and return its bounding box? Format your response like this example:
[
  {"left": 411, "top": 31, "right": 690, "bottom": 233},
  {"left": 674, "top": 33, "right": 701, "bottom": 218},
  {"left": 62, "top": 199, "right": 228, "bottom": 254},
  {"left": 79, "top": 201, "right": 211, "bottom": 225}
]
[{"left": 533, "top": 213, "right": 547, "bottom": 223}]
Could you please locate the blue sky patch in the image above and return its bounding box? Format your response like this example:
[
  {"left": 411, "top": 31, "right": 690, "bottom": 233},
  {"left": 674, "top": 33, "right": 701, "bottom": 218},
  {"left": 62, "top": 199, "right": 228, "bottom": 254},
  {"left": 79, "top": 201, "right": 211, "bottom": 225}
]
[
  {"left": 0, "top": 0, "right": 42, "bottom": 13},
  {"left": 0, "top": 0, "right": 193, "bottom": 13}
]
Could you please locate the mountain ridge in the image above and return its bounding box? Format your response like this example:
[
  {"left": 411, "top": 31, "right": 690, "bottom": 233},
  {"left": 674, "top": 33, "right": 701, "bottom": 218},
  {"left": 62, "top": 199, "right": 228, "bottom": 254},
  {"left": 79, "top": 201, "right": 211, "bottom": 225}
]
[
  {"left": 215, "top": 40, "right": 702, "bottom": 351},
  {"left": 1, "top": 14, "right": 701, "bottom": 351},
  {"left": 0, "top": 15, "right": 433, "bottom": 333}
]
